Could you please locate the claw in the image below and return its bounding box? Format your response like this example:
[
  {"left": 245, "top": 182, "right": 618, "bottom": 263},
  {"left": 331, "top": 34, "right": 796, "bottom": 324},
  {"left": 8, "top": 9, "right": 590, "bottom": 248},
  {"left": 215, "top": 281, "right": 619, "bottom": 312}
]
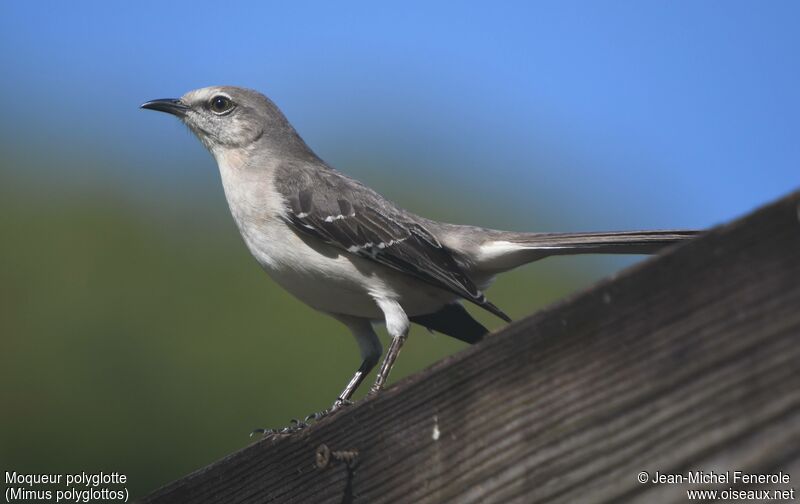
[
  {"left": 249, "top": 418, "right": 308, "bottom": 438},
  {"left": 289, "top": 418, "right": 309, "bottom": 429},
  {"left": 301, "top": 399, "right": 352, "bottom": 424},
  {"left": 305, "top": 409, "right": 330, "bottom": 423},
  {"left": 249, "top": 409, "right": 335, "bottom": 439},
  {"left": 331, "top": 398, "right": 354, "bottom": 411},
  {"left": 250, "top": 427, "right": 277, "bottom": 438}
]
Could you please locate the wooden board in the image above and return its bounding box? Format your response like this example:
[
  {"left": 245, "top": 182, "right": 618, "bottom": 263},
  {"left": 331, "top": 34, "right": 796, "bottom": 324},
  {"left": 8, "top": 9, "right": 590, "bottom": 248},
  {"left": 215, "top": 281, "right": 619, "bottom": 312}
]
[{"left": 142, "top": 190, "right": 800, "bottom": 503}]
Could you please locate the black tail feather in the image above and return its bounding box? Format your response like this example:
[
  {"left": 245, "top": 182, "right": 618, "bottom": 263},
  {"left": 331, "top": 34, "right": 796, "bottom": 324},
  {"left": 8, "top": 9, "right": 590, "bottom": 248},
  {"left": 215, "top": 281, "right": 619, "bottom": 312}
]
[{"left": 410, "top": 303, "right": 490, "bottom": 344}]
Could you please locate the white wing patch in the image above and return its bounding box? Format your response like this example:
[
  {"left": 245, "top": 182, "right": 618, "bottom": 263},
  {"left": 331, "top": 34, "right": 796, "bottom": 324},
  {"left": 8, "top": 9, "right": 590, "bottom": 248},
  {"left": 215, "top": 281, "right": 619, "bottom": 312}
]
[{"left": 324, "top": 213, "right": 356, "bottom": 222}]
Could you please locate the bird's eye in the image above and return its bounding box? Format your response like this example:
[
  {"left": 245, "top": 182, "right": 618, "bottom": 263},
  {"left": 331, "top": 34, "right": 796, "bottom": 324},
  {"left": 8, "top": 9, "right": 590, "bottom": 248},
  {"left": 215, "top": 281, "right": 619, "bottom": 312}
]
[{"left": 209, "top": 95, "right": 234, "bottom": 114}]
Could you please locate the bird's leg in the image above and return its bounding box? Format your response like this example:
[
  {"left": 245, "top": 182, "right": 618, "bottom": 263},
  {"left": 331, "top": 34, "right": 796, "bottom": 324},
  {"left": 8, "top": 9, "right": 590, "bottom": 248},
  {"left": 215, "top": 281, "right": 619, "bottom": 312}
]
[
  {"left": 370, "top": 298, "right": 410, "bottom": 394},
  {"left": 370, "top": 331, "right": 408, "bottom": 393},
  {"left": 305, "top": 357, "right": 376, "bottom": 422},
  {"left": 303, "top": 314, "right": 382, "bottom": 422},
  {"left": 253, "top": 316, "right": 382, "bottom": 433},
  {"left": 333, "top": 358, "right": 373, "bottom": 408}
]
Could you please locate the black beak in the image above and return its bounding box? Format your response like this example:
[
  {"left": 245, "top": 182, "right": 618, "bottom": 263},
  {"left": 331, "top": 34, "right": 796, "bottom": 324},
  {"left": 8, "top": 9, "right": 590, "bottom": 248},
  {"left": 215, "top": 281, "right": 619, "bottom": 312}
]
[{"left": 140, "top": 98, "right": 189, "bottom": 116}]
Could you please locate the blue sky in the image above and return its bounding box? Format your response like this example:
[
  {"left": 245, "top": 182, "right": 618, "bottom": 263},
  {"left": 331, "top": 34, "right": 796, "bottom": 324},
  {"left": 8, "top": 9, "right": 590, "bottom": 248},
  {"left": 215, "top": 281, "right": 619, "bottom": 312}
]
[{"left": 1, "top": 1, "right": 798, "bottom": 231}]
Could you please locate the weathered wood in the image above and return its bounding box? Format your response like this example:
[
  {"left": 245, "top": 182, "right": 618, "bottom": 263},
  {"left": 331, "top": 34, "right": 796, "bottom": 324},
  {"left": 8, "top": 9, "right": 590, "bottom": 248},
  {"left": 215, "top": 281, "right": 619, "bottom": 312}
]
[{"left": 142, "top": 190, "right": 800, "bottom": 504}]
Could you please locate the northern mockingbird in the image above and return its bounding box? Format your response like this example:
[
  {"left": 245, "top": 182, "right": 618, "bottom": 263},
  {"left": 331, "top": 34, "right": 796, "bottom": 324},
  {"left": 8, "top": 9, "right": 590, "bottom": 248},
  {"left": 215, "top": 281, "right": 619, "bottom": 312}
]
[{"left": 142, "top": 86, "right": 699, "bottom": 415}]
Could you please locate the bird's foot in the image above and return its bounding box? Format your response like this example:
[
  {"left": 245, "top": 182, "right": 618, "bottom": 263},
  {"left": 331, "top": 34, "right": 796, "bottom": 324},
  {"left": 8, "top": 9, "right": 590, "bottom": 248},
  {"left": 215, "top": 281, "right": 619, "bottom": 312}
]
[
  {"left": 304, "top": 409, "right": 330, "bottom": 423},
  {"left": 249, "top": 418, "right": 310, "bottom": 439},
  {"left": 331, "top": 398, "right": 354, "bottom": 411},
  {"left": 250, "top": 399, "right": 359, "bottom": 438},
  {"left": 304, "top": 398, "right": 353, "bottom": 423}
]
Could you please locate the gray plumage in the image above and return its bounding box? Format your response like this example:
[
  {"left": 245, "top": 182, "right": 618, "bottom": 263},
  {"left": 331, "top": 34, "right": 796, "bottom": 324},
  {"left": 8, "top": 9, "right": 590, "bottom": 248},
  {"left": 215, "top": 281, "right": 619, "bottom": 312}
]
[
  {"left": 141, "top": 86, "right": 700, "bottom": 412},
  {"left": 273, "top": 161, "right": 510, "bottom": 321}
]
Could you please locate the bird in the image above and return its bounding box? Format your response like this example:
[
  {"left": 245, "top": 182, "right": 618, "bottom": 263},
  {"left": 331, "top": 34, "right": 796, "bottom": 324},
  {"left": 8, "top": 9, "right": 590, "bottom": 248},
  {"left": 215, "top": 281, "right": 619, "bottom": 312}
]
[{"left": 141, "top": 86, "right": 699, "bottom": 417}]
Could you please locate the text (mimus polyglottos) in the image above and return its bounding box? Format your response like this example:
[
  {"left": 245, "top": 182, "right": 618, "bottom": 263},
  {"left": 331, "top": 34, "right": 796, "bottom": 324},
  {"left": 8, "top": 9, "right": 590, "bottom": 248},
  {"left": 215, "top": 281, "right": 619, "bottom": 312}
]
[{"left": 142, "top": 86, "right": 699, "bottom": 415}]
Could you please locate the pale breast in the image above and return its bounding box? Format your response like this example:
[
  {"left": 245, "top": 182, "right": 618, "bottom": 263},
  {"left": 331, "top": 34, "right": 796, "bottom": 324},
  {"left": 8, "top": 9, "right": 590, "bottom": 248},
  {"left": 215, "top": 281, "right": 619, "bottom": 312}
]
[{"left": 214, "top": 150, "right": 458, "bottom": 319}]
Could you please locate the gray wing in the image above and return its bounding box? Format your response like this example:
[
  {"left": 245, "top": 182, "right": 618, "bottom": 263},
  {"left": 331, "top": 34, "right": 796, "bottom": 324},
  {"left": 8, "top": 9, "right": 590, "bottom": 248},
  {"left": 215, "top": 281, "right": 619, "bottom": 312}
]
[{"left": 274, "top": 163, "right": 510, "bottom": 322}]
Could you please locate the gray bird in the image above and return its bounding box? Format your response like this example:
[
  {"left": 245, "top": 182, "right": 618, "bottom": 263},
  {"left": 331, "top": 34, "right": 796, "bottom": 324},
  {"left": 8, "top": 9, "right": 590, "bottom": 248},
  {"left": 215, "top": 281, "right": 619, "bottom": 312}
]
[{"left": 142, "top": 86, "right": 699, "bottom": 415}]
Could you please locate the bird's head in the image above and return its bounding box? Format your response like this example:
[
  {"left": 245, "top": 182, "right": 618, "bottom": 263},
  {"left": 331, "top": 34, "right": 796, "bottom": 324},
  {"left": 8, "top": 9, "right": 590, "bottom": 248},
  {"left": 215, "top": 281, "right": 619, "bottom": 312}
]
[{"left": 141, "top": 86, "right": 296, "bottom": 154}]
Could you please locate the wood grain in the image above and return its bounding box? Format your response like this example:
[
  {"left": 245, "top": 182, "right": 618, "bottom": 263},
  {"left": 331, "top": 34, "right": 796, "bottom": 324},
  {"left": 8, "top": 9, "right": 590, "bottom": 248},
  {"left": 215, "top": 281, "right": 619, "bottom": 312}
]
[{"left": 142, "top": 190, "right": 800, "bottom": 504}]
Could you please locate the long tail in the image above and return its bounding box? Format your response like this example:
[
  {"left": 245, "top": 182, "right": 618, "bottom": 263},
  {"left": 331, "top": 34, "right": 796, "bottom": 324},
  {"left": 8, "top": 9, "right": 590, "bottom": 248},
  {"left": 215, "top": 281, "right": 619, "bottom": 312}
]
[{"left": 475, "top": 229, "right": 701, "bottom": 273}]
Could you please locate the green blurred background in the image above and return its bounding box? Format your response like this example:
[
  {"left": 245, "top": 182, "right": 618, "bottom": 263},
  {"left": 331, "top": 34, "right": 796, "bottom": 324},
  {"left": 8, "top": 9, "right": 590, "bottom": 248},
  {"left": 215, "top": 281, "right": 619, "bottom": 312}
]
[
  {"left": 2, "top": 1, "right": 799, "bottom": 499},
  {"left": 0, "top": 151, "right": 606, "bottom": 497}
]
